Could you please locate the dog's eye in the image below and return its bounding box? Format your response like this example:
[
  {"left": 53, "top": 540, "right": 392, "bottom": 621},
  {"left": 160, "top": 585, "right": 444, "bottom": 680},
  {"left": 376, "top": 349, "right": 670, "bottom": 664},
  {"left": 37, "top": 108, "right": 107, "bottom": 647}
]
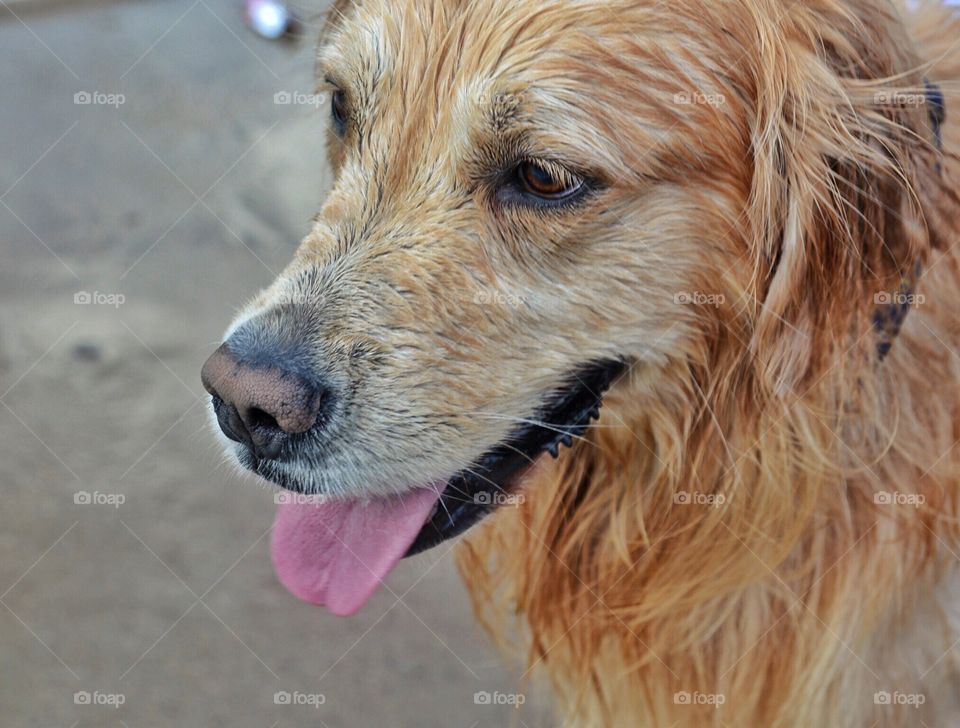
[
  {"left": 517, "top": 160, "right": 584, "bottom": 201},
  {"left": 331, "top": 89, "right": 348, "bottom": 132}
]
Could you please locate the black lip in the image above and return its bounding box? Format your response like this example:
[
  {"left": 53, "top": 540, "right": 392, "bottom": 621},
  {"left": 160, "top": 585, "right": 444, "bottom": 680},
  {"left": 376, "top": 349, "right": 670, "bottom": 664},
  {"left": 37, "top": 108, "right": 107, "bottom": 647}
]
[{"left": 404, "top": 359, "right": 625, "bottom": 556}]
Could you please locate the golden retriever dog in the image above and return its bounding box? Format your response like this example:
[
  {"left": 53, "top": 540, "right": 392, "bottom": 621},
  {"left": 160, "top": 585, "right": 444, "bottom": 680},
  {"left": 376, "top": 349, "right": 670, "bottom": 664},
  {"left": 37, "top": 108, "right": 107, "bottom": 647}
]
[{"left": 201, "top": 0, "right": 960, "bottom": 724}]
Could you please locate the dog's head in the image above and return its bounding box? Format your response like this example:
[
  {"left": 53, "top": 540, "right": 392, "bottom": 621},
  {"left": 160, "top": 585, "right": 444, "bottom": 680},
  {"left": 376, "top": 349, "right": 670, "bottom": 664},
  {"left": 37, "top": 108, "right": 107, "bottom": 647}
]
[{"left": 203, "top": 0, "right": 955, "bottom": 614}]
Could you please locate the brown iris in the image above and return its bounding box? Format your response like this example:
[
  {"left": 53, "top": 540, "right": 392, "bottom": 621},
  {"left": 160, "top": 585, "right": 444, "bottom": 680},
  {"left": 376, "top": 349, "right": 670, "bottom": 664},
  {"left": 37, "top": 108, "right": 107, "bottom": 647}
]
[{"left": 517, "top": 160, "right": 583, "bottom": 200}]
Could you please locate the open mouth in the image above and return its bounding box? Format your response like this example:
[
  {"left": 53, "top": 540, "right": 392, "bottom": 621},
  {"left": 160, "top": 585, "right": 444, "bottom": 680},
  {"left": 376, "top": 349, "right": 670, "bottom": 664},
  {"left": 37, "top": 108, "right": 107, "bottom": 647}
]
[
  {"left": 406, "top": 359, "right": 625, "bottom": 555},
  {"left": 266, "top": 359, "right": 625, "bottom": 615}
]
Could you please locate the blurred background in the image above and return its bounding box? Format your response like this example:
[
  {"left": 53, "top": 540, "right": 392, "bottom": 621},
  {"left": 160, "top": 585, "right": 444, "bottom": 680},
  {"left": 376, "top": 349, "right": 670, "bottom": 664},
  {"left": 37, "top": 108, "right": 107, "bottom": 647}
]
[{"left": 0, "top": 1, "right": 551, "bottom": 725}]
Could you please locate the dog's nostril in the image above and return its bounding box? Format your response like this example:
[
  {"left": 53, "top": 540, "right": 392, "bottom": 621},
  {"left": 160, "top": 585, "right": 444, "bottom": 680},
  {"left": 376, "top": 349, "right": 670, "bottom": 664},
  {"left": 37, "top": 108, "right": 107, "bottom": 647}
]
[
  {"left": 243, "top": 407, "right": 286, "bottom": 461},
  {"left": 247, "top": 407, "right": 280, "bottom": 432},
  {"left": 211, "top": 395, "right": 252, "bottom": 447}
]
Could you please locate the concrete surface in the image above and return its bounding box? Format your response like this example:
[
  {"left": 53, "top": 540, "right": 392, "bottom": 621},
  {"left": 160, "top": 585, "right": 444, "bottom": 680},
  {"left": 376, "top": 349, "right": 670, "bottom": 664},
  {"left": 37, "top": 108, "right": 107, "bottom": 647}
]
[{"left": 0, "top": 2, "right": 553, "bottom": 725}]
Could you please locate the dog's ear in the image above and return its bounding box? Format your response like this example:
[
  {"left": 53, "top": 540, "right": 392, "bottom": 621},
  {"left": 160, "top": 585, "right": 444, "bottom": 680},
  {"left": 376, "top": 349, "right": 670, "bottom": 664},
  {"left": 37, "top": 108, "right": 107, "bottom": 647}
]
[{"left": 746, "top": 2, "right": 958, "bottom": 395}]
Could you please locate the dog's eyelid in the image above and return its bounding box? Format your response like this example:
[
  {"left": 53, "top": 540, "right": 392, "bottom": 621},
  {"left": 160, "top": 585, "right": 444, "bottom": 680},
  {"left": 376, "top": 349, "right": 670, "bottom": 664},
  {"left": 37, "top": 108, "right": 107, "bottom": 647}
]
[
  {"left": 319, "top": 74, "right": 343, "bottom": 92},
  {"left": 525, "top": 159, "right": 582, "bottom": 187},
  {"left": 513, "top": 158, "right": 590, "bottom": 199},
  {"left": 319, "top": 68, "right": 355, "bottom": 94}
]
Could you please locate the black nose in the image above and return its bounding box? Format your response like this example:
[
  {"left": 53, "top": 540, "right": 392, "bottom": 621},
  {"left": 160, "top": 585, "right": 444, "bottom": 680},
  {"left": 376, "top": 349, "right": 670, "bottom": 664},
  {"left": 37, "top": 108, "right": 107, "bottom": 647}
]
[{"left": 200, "top": 343, "right": 327, "bottom": 461}]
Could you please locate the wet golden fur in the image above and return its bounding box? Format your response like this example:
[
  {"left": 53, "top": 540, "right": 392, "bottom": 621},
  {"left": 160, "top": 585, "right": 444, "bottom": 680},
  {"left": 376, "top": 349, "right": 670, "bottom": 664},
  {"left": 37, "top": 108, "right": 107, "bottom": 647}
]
[
  {"left": 246, "top": 0, "right": 960, "bottom": 724},
  {"left": 457, "top": 3, "right": 960, "bottom": 725}
]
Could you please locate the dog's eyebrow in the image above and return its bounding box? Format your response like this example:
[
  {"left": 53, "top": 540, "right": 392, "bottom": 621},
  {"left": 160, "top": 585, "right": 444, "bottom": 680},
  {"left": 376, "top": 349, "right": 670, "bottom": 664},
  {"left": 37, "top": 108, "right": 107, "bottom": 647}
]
[
  {"left": 317, "top": 15, "right": 390, "bottom": 92},
  {"left": 316, "top": 60, "right": 375, "bottom": 93},
  {"left": 485, "top": 89, "right": 524, "bottom": 132}
]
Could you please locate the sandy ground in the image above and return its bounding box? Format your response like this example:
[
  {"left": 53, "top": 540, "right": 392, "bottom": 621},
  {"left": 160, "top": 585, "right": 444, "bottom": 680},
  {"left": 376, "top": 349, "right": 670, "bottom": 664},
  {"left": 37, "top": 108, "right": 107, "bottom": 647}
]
[{"left": 0, "top": 2, "right": 552, "bottom": 725}]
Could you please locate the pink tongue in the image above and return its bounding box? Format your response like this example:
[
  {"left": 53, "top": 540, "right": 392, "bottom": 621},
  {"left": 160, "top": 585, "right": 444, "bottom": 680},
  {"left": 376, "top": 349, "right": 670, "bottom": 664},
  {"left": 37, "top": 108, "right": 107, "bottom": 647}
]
[{"left": 270, "top": 485, "right": 445, "bottom": 616}]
